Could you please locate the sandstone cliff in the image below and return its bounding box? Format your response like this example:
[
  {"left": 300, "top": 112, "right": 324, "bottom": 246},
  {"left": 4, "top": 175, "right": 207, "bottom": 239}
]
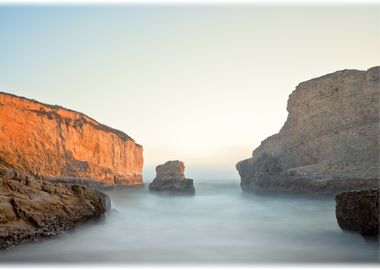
[
  {"left": 0, "top": 167, "right": 110, "bottom": 249},
  {"left": 236, "top": 66, "right": 380, "bottom": 194},
  {"left": 0, "top": 92, "right": 143, "bottom": 187}
]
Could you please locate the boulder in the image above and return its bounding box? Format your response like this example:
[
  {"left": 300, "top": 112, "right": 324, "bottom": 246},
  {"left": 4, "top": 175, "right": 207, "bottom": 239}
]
[
  {"left": 236, "top": 66, "right": 380, "bottom": 194},
  {"left": 148, "top": 161, "right": 195, "bottom": 195},
  {"left": 0, "top": 168, "right": 110, "bottom": 249},
  {"left": 335, "top": 189, "right": 379, "bottom": 237}
]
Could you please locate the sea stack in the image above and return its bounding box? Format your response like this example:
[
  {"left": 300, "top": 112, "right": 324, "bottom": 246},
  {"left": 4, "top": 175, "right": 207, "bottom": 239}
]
[
  {"left": 0, "top": 92, "right": 144, "bottom": 188},
  {"left": 0, "top": 167, "right": 110, "bottom": 249},
  {"left": 149, "top": 160, "right": 195, "bottom": 195},
  {"left": 236, "top": 66, "right": 380, "bottom": 194}
]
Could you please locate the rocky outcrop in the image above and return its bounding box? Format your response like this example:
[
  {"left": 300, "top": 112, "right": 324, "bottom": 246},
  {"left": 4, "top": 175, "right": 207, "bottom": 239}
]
[
  {"left": 336, "top": 189, "right": 379, "bottom": 237},
  {"left": 0, "top": 92, "right": 143, "bottom": 187},
  {"left": 0, "top": 168, "right": 110, "bottom": 249},
  {"left": 236, "top": 66, "right": 380, "bottom": 194},
  {"left": 149, "top": 160, "right": 195, "bottom": 194}
]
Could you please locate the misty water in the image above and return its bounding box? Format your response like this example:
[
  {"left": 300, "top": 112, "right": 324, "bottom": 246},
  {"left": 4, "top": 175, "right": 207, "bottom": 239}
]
[{"left": 0, "top": 180, "right": 378, "bottom": 264}]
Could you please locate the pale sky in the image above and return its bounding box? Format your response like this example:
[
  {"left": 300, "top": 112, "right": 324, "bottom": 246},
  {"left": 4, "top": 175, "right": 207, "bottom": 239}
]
[{"left": 0, "top": 5, "right": 379, "bottom": 180}]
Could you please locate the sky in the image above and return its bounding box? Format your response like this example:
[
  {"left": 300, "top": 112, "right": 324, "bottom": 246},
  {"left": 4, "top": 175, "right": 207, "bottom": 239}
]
[{"left": 0, "top": 5, "right": 379, "bottom": 180}]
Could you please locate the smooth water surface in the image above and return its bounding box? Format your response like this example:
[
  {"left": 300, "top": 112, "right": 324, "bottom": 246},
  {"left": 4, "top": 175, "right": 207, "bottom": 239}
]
[{"left": 0, "top": 180, "right": 378, "bottom": 264}]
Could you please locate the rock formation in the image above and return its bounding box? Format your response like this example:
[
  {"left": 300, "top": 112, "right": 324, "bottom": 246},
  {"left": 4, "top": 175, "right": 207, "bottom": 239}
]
[
  {"left": 0, "top": 92, "right": 143, "bottom": 187},
  {"left": 236, "top": 66, "right": 380, "bottom": 194},
  {"left": 0, "top": 167, "right": 110, "bottom": 249},
  {"left": 335, "top": 189, "right": 379, "bottom": 237},
  {"left": 149, "top": 160, "right": 195, "bottom": 194}
]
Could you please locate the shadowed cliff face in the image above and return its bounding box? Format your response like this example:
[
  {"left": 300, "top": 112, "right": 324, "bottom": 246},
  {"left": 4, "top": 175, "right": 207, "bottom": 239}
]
[
  {"left": 236, "top": 66, "right": 380, "bottom": 194},
  {"left": 0, "top": 92, "right": 143, "bottom": 187}
]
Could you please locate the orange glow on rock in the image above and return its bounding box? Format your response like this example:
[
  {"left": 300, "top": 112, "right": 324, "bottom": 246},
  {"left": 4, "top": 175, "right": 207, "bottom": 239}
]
[{"left": 0, "top": 92, "right": 143, "bottom": 186}]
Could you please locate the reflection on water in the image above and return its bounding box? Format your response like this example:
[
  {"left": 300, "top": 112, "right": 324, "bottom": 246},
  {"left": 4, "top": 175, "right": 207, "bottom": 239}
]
[{"left": 0, "top": 180, "right": 378, "bottom": 264}]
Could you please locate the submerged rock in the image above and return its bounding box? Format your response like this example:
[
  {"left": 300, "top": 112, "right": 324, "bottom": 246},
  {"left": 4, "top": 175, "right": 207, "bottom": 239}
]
[
  {"left": 335, "top": 189, "right": 379, "bottom": 237},
  {"left": 149, "top": 161, "right": 195, "bottom": 195},
  {"left": 0, "top": 168, "right": 110, "bottom": 250},
  {"left": 236, "top": 66, "right": 380, "bottom": 194}
]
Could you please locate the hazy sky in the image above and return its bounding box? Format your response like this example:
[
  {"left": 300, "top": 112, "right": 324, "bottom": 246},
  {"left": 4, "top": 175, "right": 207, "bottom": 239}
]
[{"left": 0, "top": 5, "right": 379, "bottom": 180}]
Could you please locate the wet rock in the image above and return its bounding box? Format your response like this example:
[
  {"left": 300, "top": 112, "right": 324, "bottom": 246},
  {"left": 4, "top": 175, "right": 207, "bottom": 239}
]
[
  {"left": 0, "top": 168, "right": 110, "bottom": 250},
  {"left": 149, "top": 161, "right": 195, "bottom": 195},
  {"left": 335, "top": 189, "right": 379, "bottom": 237}
]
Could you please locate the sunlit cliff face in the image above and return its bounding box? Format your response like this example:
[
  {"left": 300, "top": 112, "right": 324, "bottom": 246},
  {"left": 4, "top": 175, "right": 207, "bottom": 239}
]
[{"left": 0, "top": 92, "right": 144, "bottom": 186}]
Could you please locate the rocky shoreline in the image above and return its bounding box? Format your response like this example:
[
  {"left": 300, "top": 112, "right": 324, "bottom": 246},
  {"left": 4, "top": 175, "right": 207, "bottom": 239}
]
[
  {"left": 42, "top": 176, "right": 145, "bottom": 190},
  {"left": 0, "top": 65, "right": 379, "bottom": 251},
  {"left": 0, "top": 168, "right": 110, "bottom": 250},
  {"left": 237, "top": 172, "right": 379, "bottom": 196}
]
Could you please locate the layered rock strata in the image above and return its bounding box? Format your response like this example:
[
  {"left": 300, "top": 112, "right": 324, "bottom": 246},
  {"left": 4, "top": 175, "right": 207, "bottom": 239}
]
[
  {"left": 0, "top": 168, "right": 110, "bottom": 249},
  {"left": 149, "top": 160, "right": 195, "bottom": 194},
  {"left": 236, "top": 66, "right": 380, "bottom": 194},
  {"left": 335, "top": 189, "right": 379, "bottom": 237},
  {"left": 0, "top": 92, "right": 143, "bottom": 187}
]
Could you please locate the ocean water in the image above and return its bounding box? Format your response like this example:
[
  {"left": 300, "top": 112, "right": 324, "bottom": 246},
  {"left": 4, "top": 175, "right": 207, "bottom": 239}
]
[{"left": 0, "top": 180, "right": 378, "bottom": 264}]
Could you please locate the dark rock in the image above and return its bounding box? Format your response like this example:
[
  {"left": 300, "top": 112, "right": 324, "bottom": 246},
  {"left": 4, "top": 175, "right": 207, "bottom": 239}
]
[
  {"left": 149, "top": 178, "right": 195, "bottom": 195},
  {"left": 0, "top": 168, "right": 110, "bottom": 250},
  {"left": 335, "top": 189, "right": 379, "bottom": 237}
]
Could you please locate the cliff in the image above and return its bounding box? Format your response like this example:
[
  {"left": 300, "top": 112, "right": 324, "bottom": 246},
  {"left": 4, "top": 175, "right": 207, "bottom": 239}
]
[
  {"left": 0, "top": 92, "right": 143, "bottom": 187},
  {"left": 236, "top": 66, "right": 380, "bottom": 194}
]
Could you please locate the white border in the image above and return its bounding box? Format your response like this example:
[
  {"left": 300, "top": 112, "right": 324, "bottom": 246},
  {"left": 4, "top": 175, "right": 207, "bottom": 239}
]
[{"left": 0, "top": 0, "right": 379, "bottom": 5}]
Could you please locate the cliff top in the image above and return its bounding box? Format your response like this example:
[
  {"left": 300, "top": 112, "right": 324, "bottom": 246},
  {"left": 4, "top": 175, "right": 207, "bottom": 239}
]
[
  {"left": 294, "top": 66, "right": 379, "bottom": 92},
  {"left": 0, "top": 91, "right": 140, "bottom": 146},
  {"left": 258, "top": 65, "right": 379, "bottom": 151}
]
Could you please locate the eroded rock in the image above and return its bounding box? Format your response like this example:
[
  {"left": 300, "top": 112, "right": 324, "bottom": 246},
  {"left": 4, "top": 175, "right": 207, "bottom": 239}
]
[
  {"left": 236, "top": 66, "right": 380, "bottom": 194},
  {"left": 0, "top": 92, "right": 144, "bottom": 188},
  {"left": 0, "top": 168, "right": 110, "bottom": 249},
  {"left": 149, "top": 161, "right": 195, "bottom": 195}
]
